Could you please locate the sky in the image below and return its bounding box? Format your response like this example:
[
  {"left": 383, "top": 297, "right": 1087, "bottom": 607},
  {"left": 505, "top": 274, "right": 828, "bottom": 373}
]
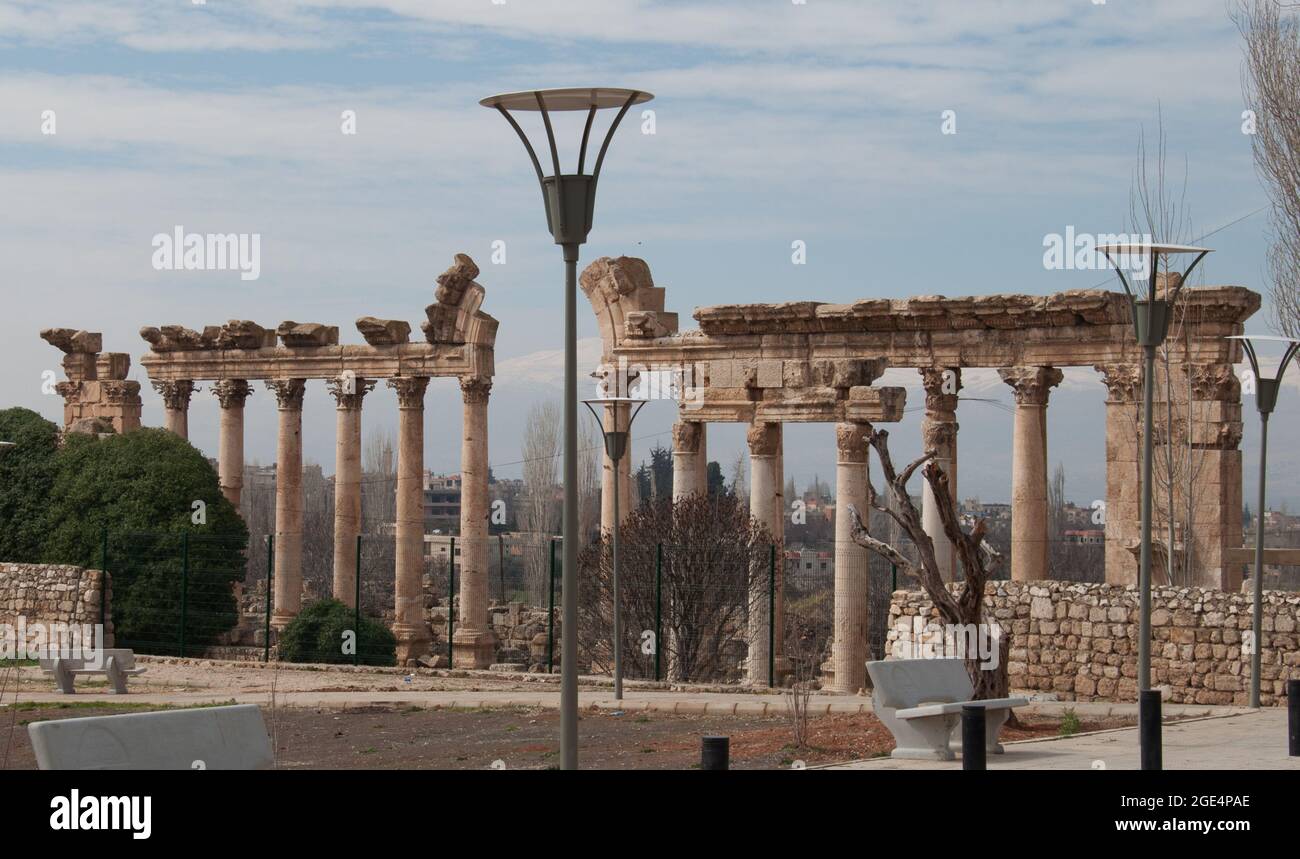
[{"left": 1, "top": 0, "right": 1296, "bottom": 509}]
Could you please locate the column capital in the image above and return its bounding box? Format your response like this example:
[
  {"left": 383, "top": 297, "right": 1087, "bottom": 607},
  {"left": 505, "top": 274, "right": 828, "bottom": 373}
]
[
  {"left": 265, "top": 378, "right": 306, "bottom": 410},
  {"left": 835, "top": 421, "right": 869, "bottom": 463},
  {"left": 672, "top": 419, "right": 703, "bottom": 454},
  {"left": 746, "top": 421, "right": 781, "bottom": 456},
  {"left": 459, "top": 375, "right": 492, "bottom": 404},
  {"left": 388, "top": 376, "right": 430, "bottom": 409},
  {"left": 919, "top": 366, "right": 961, "bottom": 411},
  {"left": 326, "top": 375, "right": 376, "bottom": 409},
  {"left": 101, "top": 380, "right": 142, "bottom": 406},
  {"left": 212, "top": 379, "right": 253, "bottom": 409},
  {"left": 998, "top": 366, "right": 1063, "bottom": 406},
  {"left": 1093, "top": 363, "right": 1142, "bottom": 404},
  {"left": 151, "top": 379, "right": 195, "bottom": 410},
  {"left": 1184, "top": 362, "right": 1240, "bottom": 402}
]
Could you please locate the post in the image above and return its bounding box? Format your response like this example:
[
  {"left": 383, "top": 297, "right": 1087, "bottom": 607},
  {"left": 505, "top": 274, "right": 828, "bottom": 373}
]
[
  {"left": 768, "top": 543, "right": 776, "bottom": 689},
  {"left": 179, "top": 531, "right": 189, "bottom": 658},
  {"left": 1288, "top": 679, "right": 1299, "bottom": 757},
  {"left": 100, "top": 529, "right": 109, "bottom": 647},
  {"left": 655, "top": 542, "right": 663, "bottom": 683},
  {"left": 548, "top": 538, "right": 557, "bottom": 675},
  {"left": 1140, "top": 689, "right": 1162, "bottom": 771},
  {"left": 448, "top": 535, "right": 455, "bottom": 668},
  {"left": 263, "top": 535, "right": 274, "bottom": 664},
  {"left": 1250, "top": 416, "right": 1269, "bottom": 708},
  {"left": 499, "top": 535, "right": 506, "bottom": 604},
  {"left": 961, "top": 705, "right": 986, "bottom": 771},
  {"left": 561, "top": 250, "right": 579, "bottom": 770},
  {"left": 700, "top": 736, "right": 729, "bottom": 771},
  {"left": 1138, "top": 345, "right": 1156, "bottom": 694},
  {"left": 613, "top": 453, "right": 623, "bottom": 700},
  {"left": 354, "top": 534, "right": 362, "bottom": 667}
]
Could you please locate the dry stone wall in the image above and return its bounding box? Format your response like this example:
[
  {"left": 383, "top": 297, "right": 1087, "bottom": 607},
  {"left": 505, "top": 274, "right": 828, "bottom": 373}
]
[
  {"left": 888, "top": 580, "right": 1300, "bottom": 706},
  {"left": 0, "top": 563, "right": 112, "bottom": 638}
]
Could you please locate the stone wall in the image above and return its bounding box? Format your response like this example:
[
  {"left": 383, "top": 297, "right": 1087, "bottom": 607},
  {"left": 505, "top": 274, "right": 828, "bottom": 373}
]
[
  {"left": 887, "top": 580, "right": 1300, "bottom": 706},
  {"left": 0, "top": 563, "right": 112, "bottom": 643}
]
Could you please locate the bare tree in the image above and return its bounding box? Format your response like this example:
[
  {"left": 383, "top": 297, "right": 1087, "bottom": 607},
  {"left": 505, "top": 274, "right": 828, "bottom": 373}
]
[
  {"left": 362, "top": 428, "right": 396, "bottom": 531},
  {"left": 578, "top": 421, "right": 600, "bottom": 543},
  {"left": 519, "top": 401, "right": 561, "bottom": 599},
  {"left": 1236, "top": 0, "right": 1300, "bottom": 337},
  {"left": 845, "top": 429, "right": 1010, "bottom": 700}
]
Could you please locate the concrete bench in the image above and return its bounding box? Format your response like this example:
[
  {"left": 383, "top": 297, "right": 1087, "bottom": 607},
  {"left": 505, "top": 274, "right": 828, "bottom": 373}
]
[
  {"left": 39, "top": 648, "right": 146, "bottom": 694},
  {"left": 868, "top": 658, "right": 1028, "bottom": 761},
  {"left": 27, "top": 704, "right": 273, "bottom": 770}
]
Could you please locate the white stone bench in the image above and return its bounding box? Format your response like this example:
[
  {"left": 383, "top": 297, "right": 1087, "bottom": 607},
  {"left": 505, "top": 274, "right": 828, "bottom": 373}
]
[
  {"left": 868, "top": 658, "right": 1028, "bottom": 761},
  {"left": 39, "top": 648, "right": 146, "bottom": 694},
  {"left": 27, "top": 704, "right": 273, "bottom": 770}
]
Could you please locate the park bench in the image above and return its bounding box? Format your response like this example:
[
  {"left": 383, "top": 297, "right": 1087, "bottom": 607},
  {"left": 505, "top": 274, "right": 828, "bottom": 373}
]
[
  {"left": 39, "top": 648, "right": 146, "bottom": 694},
  {"left": 27, "top": 703, "right": 273, "bottom": 770},
  {"left": 867, "top": 658, "right": 1028, "bottom": 761}
]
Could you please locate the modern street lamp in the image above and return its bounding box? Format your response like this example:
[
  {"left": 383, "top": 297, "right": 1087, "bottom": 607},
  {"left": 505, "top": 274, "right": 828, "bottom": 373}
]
[
  {"left": 482, "top": 87, "right": 653, "bottom": 770},
  {"left": 1097, "top": 242, "right": 1210, "bottom": 698},
  {"left": 1227, "top": 334, "right": 1300, "bottom": 708},
  {"left": 582, "top": 396, "right": 647, "bottom": 701}
]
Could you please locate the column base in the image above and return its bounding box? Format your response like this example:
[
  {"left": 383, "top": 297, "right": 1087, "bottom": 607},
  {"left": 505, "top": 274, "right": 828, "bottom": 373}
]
[
  {"left": 393, "top": 623, "right": 432, "bottom": 665},
  {"left": 452, "top": 629, "right": 497, "bottom": 669},
  {"left": 270, "top": 611, "right": 297, "bottom": 632}
]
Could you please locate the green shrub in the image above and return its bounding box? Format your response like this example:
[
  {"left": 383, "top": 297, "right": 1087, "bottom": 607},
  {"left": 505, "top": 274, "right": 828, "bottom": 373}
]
[
  {"left": 0, "top": 408, "right": 61, "bottom": 563},
  {"left": 278, "top": 598, "right": 396, "bottom": 667}
]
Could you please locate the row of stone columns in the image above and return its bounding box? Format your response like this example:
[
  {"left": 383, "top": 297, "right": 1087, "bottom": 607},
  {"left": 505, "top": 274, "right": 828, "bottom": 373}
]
[{"left": 150, "top": 372, "right": 496, "bottom": 666}]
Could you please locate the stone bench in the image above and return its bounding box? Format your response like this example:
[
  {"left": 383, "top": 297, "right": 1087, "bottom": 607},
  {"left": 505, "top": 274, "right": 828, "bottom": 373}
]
[
  {"left": 27, "top": 704, "right": 273, "bottom": 770},
  {"left": 39, "top": 648, "right": 146, "bottom": 694},
  {"left": 868, "top": 658, "right": 1027, "bottom": 761}
]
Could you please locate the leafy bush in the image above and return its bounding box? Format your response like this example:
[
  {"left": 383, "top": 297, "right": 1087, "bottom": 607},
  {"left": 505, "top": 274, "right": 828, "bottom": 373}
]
[
  {"left": 277, "top": 598, "right": 396, "bottom": 666},
  {"left": 0, "top": 408, "right": 61, "bottom": 563}
]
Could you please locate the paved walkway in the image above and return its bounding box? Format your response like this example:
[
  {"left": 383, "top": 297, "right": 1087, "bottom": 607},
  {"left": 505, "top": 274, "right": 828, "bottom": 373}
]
[{"left": 826, "top": 709, "right": 1299, "bottom": 770}]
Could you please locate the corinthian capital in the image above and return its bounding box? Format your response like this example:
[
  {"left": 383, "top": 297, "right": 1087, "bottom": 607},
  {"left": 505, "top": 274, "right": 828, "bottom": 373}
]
[
  {"left": 746, "top": 421, "right": 781, "bottom": 457},
  {"left": 835, "top": 422, "right": 869, "bottom": 463},
  {"left": 388, "top": 376, "right": 430, "bottom": 409},
  {"left": 459, "top": 376, "right": 492, "bottom": 405},
  {"left": 1093, "top": 363, "right": 1141, "bottom": 404},
  {"left": 265, "top": 378, "right": 306, "bottom": 410},
  {"left": 152, "top": 380, "right": 195, "bottom": 411},
  {"left": 212, "top": 379, "right": 253, "bottom": 409},
  {"left": 998, "top": 366, "right": 1063, "bottom": 406},
  {"left": 672, "top": 420, "right": 702, "bottom": 454},
  {"left": 326, "top": 374, "right": 376, "bottom": 409}
]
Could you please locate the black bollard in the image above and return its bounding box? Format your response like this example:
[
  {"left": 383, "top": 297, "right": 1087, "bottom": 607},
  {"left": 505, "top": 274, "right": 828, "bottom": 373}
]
[
  {"left": 1288, "top": 679, "right": 1299, "bottom": 757},
  {"left": 1140, "top": 689, "right": 1162, "bottom": 771},
  {"left": 961, "top": 705, "right": 986, "bottom": 771},
  {"left": 700, "top": 735, "right": 729, "bottom": 770}
]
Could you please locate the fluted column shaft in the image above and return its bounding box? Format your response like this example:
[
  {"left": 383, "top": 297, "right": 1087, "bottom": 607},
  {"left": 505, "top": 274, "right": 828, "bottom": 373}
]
[
  {"left": 212, "top": 380, "right": 251, "bottom": 508},
  {"left": 920, "top": 368, "right": 960, "bottom": 582},
  {"left": 746, "top": 422, "right": 781, "bottom": 684},
  {"left": 999, "top": 367, "right": 1063, "bottom": 582},
  {"left": 390, "top": 376, "right": 431, "bottom": 663},
  {"left": 267, "top": 379, "right": 306, "bottom": 629},
  {"left": 329, "top": 375, "right": 374, "bottom": 608},
  {"left": 832, "top": 422, "right": 871, "bottom": 693},
  {"left": 454, "top": 377, "right": 496, "bottom": 668}
]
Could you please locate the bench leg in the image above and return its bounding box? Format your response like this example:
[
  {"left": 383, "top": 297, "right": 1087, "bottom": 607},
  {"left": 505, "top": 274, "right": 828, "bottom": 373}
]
[
  {"left": 890, "top": 714, "right": 960, "bottom": 761},
  {"left": 106, "top": 656, "right": 128, "bottom": 694},
  {"left": 948, "top": 708, "right": 1014, "bottom": 755},
  {"left": 52, "top": 660, "right": 75, "bottom": 694}
]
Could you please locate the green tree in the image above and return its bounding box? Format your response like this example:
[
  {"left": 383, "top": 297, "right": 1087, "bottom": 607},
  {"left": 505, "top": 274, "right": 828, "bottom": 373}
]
[
  {"left": 278, "top": 598, "right": 396, "bottom": 666},
  {"left": 0, "top": 408, "right": 60, "bottom": 563}
]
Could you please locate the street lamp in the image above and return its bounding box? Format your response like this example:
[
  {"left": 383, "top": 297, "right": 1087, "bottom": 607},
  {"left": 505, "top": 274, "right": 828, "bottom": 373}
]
[
  {"left": 482, "top": 87, "right": 653, "bottom": 770},
  {"left": 1227, "top": 334, "right": 1300, "bottom": 708},
  {"left": 582, "top": 396, "right": 646, "bottom": 701}
]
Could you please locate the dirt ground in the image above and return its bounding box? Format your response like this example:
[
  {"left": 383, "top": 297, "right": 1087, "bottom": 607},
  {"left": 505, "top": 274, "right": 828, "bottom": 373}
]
[{"left": 0, "top": 702, "right": 1138, "bottom": 770}]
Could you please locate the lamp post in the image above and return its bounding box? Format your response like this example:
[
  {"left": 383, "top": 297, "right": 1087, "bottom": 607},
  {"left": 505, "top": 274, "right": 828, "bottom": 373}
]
[
  {"left": 482, "top": 87, "right": 653, "bottom": 770},
  {"left": 582, "top": 396, "right": 647, "bottom": 701},
  {"left": 1096, "top": 242, "right": 1210, "bottom": 697},
  {"left": 1227, "top": 334, "right": 1300, "bottom": 708}
]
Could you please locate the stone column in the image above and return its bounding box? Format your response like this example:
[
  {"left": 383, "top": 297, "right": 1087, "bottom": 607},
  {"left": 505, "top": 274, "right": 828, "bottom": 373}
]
[
  {"left": 832, "top": 422, "right": 871, "bottom": 693},
  {"left": 998, "top": 367, "right": 1063, "bottom": 582},
  {"left": 153, "top": 380, "right": 195, "bottom": 440},
  {"left": 771, "top": 424, "right": 787, "bottom": 674},
  {"left": 1182, "top": 363, "right": 1244, "bottom": 590},
  {"left": 212, "top": 380, "right": 251, "bottom": 508},
  {"left": 600, "top": 401, "right": 633, "bottom": 533},
  {"left": 1095, "top": 364, "right": 1142, "bottom": 585},
  {"left": 266, "top": 378, "right": 306, "bottom": 630},
  {"left": 920, "top": 368, "right": 961, "bottom": 582},
  {"left": 746, "top": 422, "right": 781, "bottom": 684},
  {"left": 672, "top": 420, "right": 705, "bottom": 501},
  {"left": 328, "top": 375, "right": 375, "bottom": 608},
  {"left": 389, "top": 376, "right": 431, "bottom": 663},
  {"left": 454, "top": 376, "right": 496, "bottom": 668}
]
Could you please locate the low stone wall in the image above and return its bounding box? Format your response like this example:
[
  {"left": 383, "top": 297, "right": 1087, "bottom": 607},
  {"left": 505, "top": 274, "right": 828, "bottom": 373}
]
[
  {"left": 0, "top": 562, "right": 112, "bottom": 643},
  {"left": 888, "top": 580, "right": 1300, "bottom": 706}
]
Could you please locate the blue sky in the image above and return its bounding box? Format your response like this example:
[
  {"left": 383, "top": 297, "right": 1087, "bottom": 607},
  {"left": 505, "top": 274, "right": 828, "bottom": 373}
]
[{"left": 1, "top": 0, "right": 1295, "bottom": 508}]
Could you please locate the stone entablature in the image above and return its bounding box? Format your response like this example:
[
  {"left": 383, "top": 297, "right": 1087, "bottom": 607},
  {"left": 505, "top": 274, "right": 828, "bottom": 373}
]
[{"left": 888, "top": 580, "right": 1300, "bottom": 707}]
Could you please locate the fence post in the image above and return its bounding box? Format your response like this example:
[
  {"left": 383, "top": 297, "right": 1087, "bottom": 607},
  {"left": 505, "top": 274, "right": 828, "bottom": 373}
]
[
  {"left": 548, "top": 538, "right": 556, "bottom": 674},
  {"left": 499, "top": 534, "right": 506, "bottom": 604},
  {"left": 99, "top": 529, "right": 109, "bottom": 648},
  {"left": 447, "top": 536, "right": 455, "bottom": 668},
  {"left": 263, "top": 534, "right": 274, "bottom": 664},
  {"left": 179, "top": 531, "right": 190, "bottom": 658},
  {"left": 768, "top": 543, "right": 776, "bottom": 689},
  {"left": 891, "top": 562, "right": 897, "bottom": 593},
  {"left": 654, "top": 542, "right": 663, "bottom": 682},
  {"left": 354, "top": 534, "right": 362, "bottom": 667}
]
